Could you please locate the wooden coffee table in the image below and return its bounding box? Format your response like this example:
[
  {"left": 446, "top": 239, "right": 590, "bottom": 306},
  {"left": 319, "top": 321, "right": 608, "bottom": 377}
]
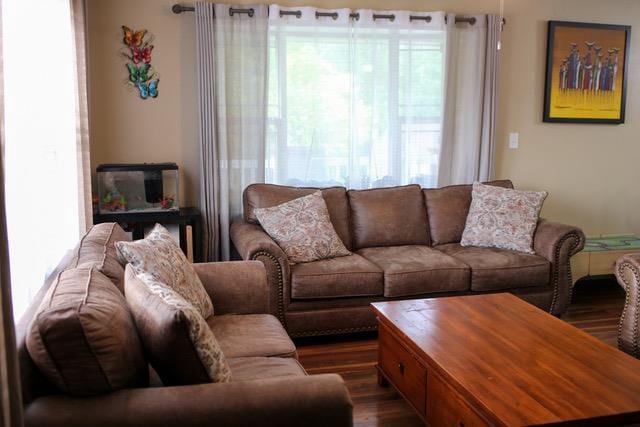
[{"left": 372, "top": 293, "right": 640, "bottom": 426}]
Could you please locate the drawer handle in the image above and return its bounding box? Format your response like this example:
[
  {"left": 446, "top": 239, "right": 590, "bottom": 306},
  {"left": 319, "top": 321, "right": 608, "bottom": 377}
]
[
  {"left": 458, "top": 422, "right": 466, "bottom": 427},
  {"left": 397, "top": 362, "right": 405, "bottom": 374}
]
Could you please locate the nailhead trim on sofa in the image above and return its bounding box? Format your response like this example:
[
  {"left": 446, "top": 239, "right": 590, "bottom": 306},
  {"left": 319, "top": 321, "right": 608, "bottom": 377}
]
[
  {"left": 251, "top": 250, "right": 286, "bottom": 326},
  {"left": 616, "top": 261, "right": 640, "bottom": 357},
  {"left": 549, "top": 231, "right": 584, "bottom": 315}
]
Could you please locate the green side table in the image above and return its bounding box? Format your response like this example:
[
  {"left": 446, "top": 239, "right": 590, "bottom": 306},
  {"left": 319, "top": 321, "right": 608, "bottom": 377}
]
[{"left": 571, "top": 234, "right": 640, "bottom": 284}]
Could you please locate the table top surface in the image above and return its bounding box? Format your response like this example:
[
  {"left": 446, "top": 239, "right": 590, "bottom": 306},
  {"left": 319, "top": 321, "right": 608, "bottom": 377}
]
[
  {"left": 583, "top": 234, "right": 640, "bottom": 252},
  {"left": 371, "top": 293, "right": 640, "bottom": 426}
]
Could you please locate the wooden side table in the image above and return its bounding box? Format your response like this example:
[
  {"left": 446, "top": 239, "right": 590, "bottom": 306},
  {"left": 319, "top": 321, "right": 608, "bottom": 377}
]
[
  {"left": 93, "top": 207, "right": 203, "bottom": 262},
  {"left": 571, "top": 234, "right": 640, "bottom": 284}
]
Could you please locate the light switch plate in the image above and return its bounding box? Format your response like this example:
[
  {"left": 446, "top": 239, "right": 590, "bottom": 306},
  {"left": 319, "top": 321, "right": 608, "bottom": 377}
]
[{"left": 508, "top": 132, "right": 519, "bottom": 149}]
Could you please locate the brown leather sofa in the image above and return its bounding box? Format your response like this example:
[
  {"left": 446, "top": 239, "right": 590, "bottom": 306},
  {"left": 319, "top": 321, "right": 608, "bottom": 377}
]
[
  {"left": 616, "top": 254, "right": 640, "bottom": 358},
  {"left": 231, "top": 181, "right": 586, "bottom": 338},
  {"left": 17, "top": 223, "right": 353, "bottom": 427}
]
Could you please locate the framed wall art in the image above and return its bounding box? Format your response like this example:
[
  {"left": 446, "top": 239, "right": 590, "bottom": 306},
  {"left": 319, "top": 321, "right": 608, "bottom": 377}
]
[{"left": 544, "top": 20, "right": 631, "bottom": 124}]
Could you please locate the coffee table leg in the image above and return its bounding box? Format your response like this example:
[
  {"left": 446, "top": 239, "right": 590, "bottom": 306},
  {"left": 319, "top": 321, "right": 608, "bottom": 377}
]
[{"left": 377, "top": 367, "right": 390, "bottom": 387}]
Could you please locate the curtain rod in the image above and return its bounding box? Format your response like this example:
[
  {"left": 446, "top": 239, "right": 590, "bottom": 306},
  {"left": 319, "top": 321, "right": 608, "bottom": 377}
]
[{"left": 171, "top": 3, "right": 506, "bottom": 26}]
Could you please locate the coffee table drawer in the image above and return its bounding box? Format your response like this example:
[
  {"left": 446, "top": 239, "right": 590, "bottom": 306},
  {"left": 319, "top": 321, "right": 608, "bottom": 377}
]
[
  {"left": 427, "top": 370, "right": 488, "bottom": 427},
  {"left": 378, "top": 323, "right": 427, "bottom": 415}
]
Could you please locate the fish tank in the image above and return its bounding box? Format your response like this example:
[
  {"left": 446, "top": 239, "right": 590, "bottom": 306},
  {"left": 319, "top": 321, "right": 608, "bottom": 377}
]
[{"left": 97, "top": 163, "right": 179, "bottom": 214}]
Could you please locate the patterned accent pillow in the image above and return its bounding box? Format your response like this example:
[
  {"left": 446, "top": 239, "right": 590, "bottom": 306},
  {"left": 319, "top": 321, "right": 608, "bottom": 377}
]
[
  {"left": 461, "top": 182, "right": 547, "bottom": 254},
  {"left": 125, "top": 266, "right": 231, "bottom": 383},
  {"left": 255, "top": 191, "right": 351, "bottom": 264},
  {"left": 115, "top": 224, "right": 213, "bottom": 318}
]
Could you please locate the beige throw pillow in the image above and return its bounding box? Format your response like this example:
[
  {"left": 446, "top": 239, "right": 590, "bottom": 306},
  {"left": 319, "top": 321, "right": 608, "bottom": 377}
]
[
  {"left": 461, "top": 182, "right": 547, "bottom": 254},
  {"left": 115, "top": 223, "right": 213, "bottom": 318},
  {"left": 255, "top": 191, "right": 351, "bottom": 264}
]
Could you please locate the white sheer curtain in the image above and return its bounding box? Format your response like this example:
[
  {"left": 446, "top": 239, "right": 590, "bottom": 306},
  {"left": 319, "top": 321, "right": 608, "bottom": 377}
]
[
  {"left": 2, "top": 0, "right": 90, "bottom": 319},
  {"left": 438, "top": 14, "right": 501, "bottom": 185},
  {"left": 196, "top": 3, "right": 268, "bottom": 261},
  {"left": 266, "top": 6, "right": 446, "bottom": 189},
  {"left": 195, "top": 6, "right": 500, "bottom": 257}
]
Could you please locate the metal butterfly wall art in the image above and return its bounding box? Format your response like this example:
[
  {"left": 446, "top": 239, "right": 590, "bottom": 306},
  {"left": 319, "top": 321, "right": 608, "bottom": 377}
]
[{"left": 121, "top": 25, "right": 159, "bottom": 100}]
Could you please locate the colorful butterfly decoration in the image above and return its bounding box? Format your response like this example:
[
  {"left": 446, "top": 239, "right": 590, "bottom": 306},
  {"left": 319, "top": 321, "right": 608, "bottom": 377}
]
[
  {"left": 126, "top": 63, "right": 152, "bottom": 83},
  {"left": 137, "top": 79, "right": 160, "bottom": 99},
  {"left": 122, "top": 26, "right": 159, "bottom": 100},
  {"left": 122, "top": 26, "right": 147, "bottom": 48},
  {"left": 131, "top": 45, "right": 153, "bottom": 64}
]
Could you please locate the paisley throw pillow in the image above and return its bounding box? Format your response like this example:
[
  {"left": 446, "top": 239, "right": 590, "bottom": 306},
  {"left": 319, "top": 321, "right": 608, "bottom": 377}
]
[
  {"left": 115, "top": 223, "right": 213, "bottom": 318},
  {"left": 461, "top": 182, "right": 547, "bottom": 254},
  {"left": 255, "top": 191, "right": 351, "bottom": 264}
]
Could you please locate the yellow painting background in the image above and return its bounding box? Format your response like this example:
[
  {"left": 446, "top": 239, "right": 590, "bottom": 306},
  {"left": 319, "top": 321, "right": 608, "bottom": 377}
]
[{"left": 549, "top": 25, "right": 626, "bottom": 120}]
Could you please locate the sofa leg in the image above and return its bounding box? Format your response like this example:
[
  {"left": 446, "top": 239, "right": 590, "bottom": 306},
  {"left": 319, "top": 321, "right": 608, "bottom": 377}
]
[{"left": 377, "top": 367, "right": 389, "bottom": 387}]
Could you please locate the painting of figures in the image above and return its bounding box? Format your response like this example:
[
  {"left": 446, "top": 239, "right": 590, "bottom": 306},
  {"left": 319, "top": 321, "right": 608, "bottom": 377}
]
[{"left": 544, "top": 21, "right": 630, "bottom": 124}]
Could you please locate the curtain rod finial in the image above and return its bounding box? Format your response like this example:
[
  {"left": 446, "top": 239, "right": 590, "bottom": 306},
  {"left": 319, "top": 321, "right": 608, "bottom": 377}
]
[{"left": 172, "top": 4, "right": 185, "bottom": 14}]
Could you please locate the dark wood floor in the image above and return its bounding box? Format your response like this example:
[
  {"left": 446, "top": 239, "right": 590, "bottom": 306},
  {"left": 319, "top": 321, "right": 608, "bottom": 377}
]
[{"left": 295, "top": 278, "right": 626, "bottom": 426}]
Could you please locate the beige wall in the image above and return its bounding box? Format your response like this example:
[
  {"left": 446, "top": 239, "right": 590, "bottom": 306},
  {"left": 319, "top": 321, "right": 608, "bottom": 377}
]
[{"left": 87, "top": 0, "right": 640, "bottom": 236}]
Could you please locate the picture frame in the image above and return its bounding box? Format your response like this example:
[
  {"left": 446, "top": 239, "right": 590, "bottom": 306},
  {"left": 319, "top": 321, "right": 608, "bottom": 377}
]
[{"left": 543, "top": 20, "right": 631, "bottom": 124}]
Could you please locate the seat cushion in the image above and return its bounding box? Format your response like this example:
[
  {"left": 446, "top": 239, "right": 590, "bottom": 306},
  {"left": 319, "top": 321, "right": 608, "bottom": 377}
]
[
  {"left": 243, "top": 184, "right": 352, "bottom": 250},
  {"left": 348, "top": 185, "right": 429, "bottom": 249},
  {"left": 124, "top": 266, "right": 231, "bottom": 386},
  {"left": 357, "top": 246, "right": 470, "bottom": 297},
  {"left": 291, "top": 254, "right": 383, "bottom": 299},
  {"left": 208, "top": 314, "right": 297, "bottom": 359},
  {"left": 436, "top": 243, "right": 551, "bottom": 291},
  {"left": 423, "top": 180, "right": 513, "bottom": 246},
  {"left": 68, "top": 222, "right": 130, "bottom": 292},
  {"left": 26, "top": 267, "right": 148, "bottom": 396},
  {"left": 228, "top": 357, "right": 307, "bottom": 382}
]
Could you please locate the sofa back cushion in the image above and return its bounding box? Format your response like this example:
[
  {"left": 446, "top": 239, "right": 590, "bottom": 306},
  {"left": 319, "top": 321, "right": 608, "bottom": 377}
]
[
  {"left": 243, "top": 184, "right": 352, "bottom": 250},
  {"left": 348, "top": 185, "right": 429, "bottom": 249},
  {"left": 68, "top": 222, "right": 130, "bottom": 292},
  {"left": 423, "top": 180, "right": 513, "bottom": 246},
  {"left": 26, "top": 267, "right": 148, "bottom": 396}
]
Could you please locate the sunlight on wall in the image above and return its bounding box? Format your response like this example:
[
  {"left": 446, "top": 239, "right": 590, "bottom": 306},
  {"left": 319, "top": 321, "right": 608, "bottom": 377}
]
[{"left": 2, "top": 0, "right": 81, "bottom": 319}]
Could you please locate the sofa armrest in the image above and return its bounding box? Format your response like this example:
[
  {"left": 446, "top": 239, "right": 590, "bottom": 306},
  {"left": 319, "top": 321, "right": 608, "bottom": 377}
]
[
  {"left": 533, "top": 219, "right": 585, "bottom": 315},
  {"left": 230, "top": 219, "right": 291, "bottom": 324},
  {"left": 193, "top": 261, "right": 268, "bottom": 315},
  {"left": 615, "top": 254, "right": 640, "bottom": 357},
  {"left": 25, "top": 374, "right": 353, "bottom": 427}
]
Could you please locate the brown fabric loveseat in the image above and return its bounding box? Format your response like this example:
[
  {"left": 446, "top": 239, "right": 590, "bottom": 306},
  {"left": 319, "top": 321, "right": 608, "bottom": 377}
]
[
  {"left": 231, "top": 181, "right": 586, "bottom": 338},
  {"left": 17, "top": 223, "right": 353, "bottom": 427}
]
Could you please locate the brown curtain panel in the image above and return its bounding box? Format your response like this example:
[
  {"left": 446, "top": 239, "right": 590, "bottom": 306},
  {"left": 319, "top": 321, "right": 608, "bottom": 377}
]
[{"left": 0, "top": 1, "right": 24, "bottom": 424}]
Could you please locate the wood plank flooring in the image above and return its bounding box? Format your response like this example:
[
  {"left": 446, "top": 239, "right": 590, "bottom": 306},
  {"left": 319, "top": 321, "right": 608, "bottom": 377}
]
[{"left": 295, "top": 278, "right": 626, "bottom": 426}]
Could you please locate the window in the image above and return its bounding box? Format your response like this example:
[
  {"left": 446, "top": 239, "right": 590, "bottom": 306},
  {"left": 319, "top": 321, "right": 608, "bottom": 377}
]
[
  {"left": 266, "top": 21, "right": 445, "bottom": 189},
  {"left": 2, "top": 0, "right": 82, "bottom": 319}
]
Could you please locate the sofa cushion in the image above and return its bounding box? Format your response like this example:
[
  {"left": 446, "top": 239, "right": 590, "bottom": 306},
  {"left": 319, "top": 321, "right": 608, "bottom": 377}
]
[
  {"left": 228, "top": 357, "right": 307, "bottom": 382},
  {"left": 208, "top": 314, "right": 297, "bottom": 359},
  {"left": 243, "top": 184, "right": 352, "bottom": 250},
  {"left": 357, "top": 246, "right": 470, "bottom": 297},
  {"left": 461, "top": 182, "right": 547, "bottom": 254},
  {"left": 436, "top": 243, "right": 551, "bottom": 291},
  {"left": 255, "top": 191, "right": 352, "bottom": 264},
  {"left": 68, "top": 222, "right": 130, "bottom": 292},
  {"left": 291, "top": 254, "right": 383, "bottom": 299},
  {"left": 124, "top": 266, "right": 231, "bottom": 385},
  {"left": 423, "top": 180, "right": 513, "bottom": 246},
  {"left": 348, "top": 185, "right": 429, "bottom": 249},
  {"left": 116, "top": 224, "right": 213, "bottom": 318},
  {"left": 26, "top": 267, "right": 147, "bottom": 396}
]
